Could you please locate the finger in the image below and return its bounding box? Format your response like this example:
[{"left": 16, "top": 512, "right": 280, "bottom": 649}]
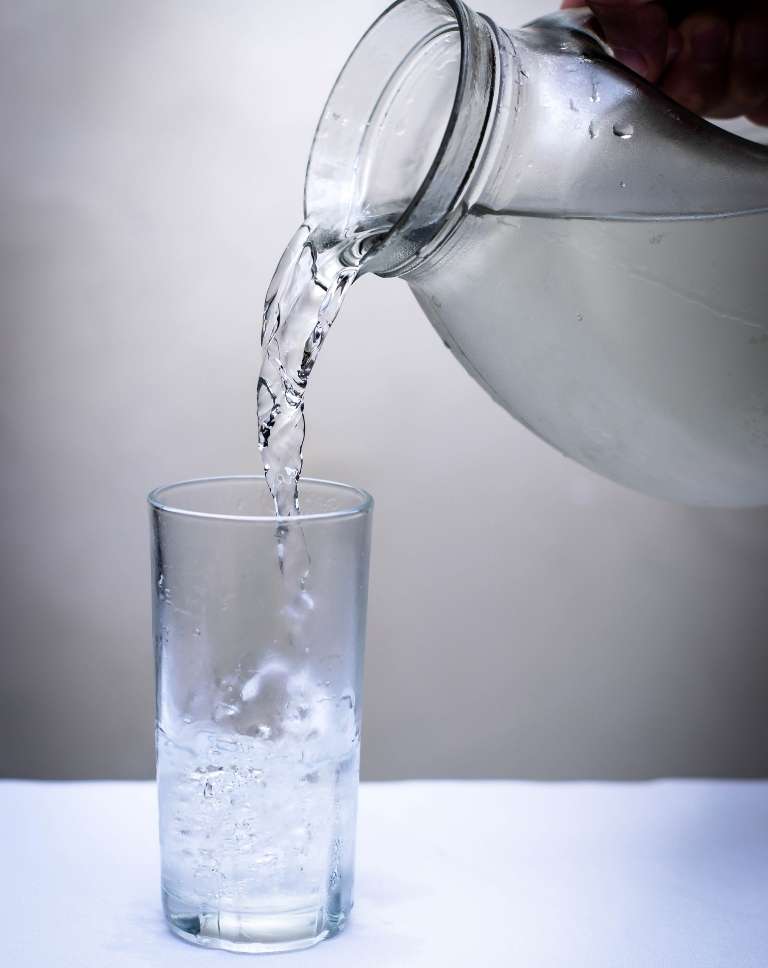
[
  {"left": 661, "top": 13, "right": 732, "bottom": 116},
  {"left": 588, "top": 1, "right": 670, "bottom": 80},
  {"left": 746, "top": 97, "right": 768, "bottom": 126},
  {"left": 731, "top": 13, "right": 768, "bottom": 113}
]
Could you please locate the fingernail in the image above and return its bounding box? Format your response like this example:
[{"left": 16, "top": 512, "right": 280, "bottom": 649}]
[
  {"left": 691, "top": 22, "right": 729, "bottom": 62},
  {"left": 665, "top": 28, "right": 683, "bottom": 66},
  {"left": 613, "top": 47, "right": 648, "bottom": 78}
]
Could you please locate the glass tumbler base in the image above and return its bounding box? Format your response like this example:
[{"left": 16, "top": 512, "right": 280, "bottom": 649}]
[{"left": 163, "top": 888, "right": 347, "bottom": 954}]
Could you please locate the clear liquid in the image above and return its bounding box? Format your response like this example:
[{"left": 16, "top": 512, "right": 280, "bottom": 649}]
[
  {"left": 409, "top": 208, "right": 768, "bottom": 504},
  {"left": 258, "top": 224, "right": 380, "bottom": 517},
  {"left": 157, "top": 685, "right": 360, "bottom": 948},
  {"left": 158, "top": 213, "right": 386, "bottom": 951},
  {"left": 255, "top": 219, "right": 387, "bottom": 665}
]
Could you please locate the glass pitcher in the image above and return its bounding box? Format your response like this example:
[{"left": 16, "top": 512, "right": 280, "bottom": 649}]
[{"left": 305, "top": 0, "right": 768, "bottom": 507}]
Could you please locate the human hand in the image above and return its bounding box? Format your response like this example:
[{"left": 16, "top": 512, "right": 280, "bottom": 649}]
[{"left": 561, "top": 1, "right": 768, "bottom": 123}]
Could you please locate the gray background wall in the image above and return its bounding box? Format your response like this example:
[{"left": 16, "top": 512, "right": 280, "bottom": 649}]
[{"left": 1, "top": 0, "right": 767, "bottom": 781}]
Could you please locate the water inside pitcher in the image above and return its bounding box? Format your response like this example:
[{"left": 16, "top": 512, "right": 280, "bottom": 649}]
[{"left": 305, "top": 1, "right": 768, "bottom": 507}]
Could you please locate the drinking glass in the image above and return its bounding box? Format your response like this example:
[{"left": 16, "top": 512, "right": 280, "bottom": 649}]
[{"left": 148, "top": 476, "right": 373, "bottom": 953}]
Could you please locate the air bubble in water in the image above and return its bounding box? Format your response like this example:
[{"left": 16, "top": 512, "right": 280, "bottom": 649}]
[
  {"left": 612, "top": 122, "right": 634, "bottom": 139},
  {"left": 214, "top": 702, "right": 239, "bottom": 721}
]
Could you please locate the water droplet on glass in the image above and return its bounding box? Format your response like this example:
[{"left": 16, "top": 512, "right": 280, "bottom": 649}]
[
  {"left": 612, "top": 122, "right": 634, "bottom": 139},
  {"left": 193, "top": 627, "right": 201, "bottom": 637},
  {"left": 577, "top": 313, "right": 584, "bottom": 322},
  {"left": 619, "top": 180, "right": 627, "bottom": 189},
  {"left": 588, "top": 120, "right": 598, "bottom": 139},
  {"left": 590, "top": 80, "right": 600, "bottom": 103}
]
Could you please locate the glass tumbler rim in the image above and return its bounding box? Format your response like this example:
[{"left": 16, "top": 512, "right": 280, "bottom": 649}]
[{"left": 148, "top": 475, "right": 373, "bottom": 524}]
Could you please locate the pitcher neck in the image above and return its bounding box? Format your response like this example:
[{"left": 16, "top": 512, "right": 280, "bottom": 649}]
[{"left": 304, "top": 0, "right": 505, "bottom": 277}]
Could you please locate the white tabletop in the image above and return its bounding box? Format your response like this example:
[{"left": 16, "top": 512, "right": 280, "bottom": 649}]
[{"left": 2, "top": 780, "right": 767, "bottom": 967}]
